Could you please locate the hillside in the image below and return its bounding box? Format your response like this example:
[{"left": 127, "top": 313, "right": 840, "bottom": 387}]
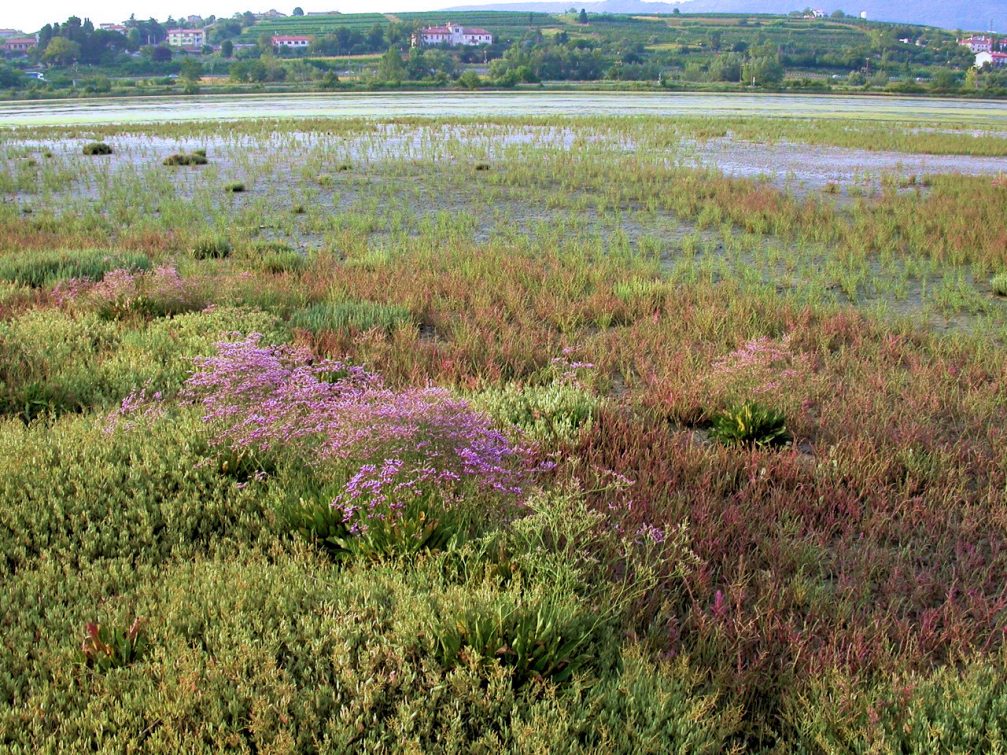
[{"left": 446, "top": 0, "right": 1005, "bottom": 32}]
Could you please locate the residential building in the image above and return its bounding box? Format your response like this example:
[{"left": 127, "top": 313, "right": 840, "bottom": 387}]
[
  {"left": 167, "top": 28, "right": 206, "bottom": 50},
  {"left": 3, "top": 37, "right": 37, "bottom": 53},
  {"left": 414, "top": 23, "right": 493, "bottom": 47},
  {"left": 272, "top": 35, "right": 311, "bottom": 50},
  {"left": 99, "top": 23, "right": 128, "bottom": 33},
  {"left": 976, "top": 51, "right": 1007, "bottom": 68},
  {"left": 960, "top": 35, "right": 996, "bottom": 53},
  {"left": 0, "top": 29, "right": 22, "bottom": 39}
]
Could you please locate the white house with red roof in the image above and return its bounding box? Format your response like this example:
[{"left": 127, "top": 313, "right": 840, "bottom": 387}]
[
  {"left": 960, "top": 35, "right": 996, "bottom": 53},
  {"left": 3, "top": 37, "right": 37, "bottom": 54},
  {"left": 976, "top": 51, "right": 1007, "bottom": 68},
  {"left": 272, "top": 35, "right": 311, "bottom": 50},
  {"left": 415, "top": 22, "right": 492, "bottom": 47},
  {"left": 167, "top": 28, "right": 206, "bottom": 50}
]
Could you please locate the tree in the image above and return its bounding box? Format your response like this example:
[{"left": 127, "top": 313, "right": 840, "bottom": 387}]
[
  {"left": 578, "top": 9, "right": 588, "bottom": 24},
  {"left": 378, "top": 46, "right": 405, "bottom": 83},
  {"left": 150, "top": 44, "right": 172, "bottom": 62},
  {"left": 457, "top": 70, "right": 481, "bottom": 89},
  {"left": 0, "top": 63, "right": 21, "bottom": 88},
  {"left": 742, "top": 56, "right": 784, "bottom": 86},
  {"left": 319, "top": 70, "right": 339, "bottom": 89},
  {"left": 221, "top": 39, "right": 234, "bottom": 58},
  {"left": 709, "top": 53, "right": 742, "bottom": 82},
  {"left": 293, "top": 6, "right": 305, "bottom": 15},
  {"left": 42, "top": 37, "right": 81, "bottom": 66},
  {"left": 930, "top": 67, "right": 959, "bottom": 92},
  {"left": 367, "top": 24, "right": 386, "bottom": 50},
  {"left": 964, "top": 67, "right": 978, "bottom": 91},
  {"left": 210, "top": 19, "right": 242, "bottom": 42},
  {"left": 179, "top": 56, "right": 202, "bottom": 83}
]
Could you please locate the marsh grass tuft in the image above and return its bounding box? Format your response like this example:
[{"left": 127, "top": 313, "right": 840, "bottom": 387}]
[
  {"left": 0, "top": 250, "right": 149, "bottom": 287},
  {"left": 290, "top": 300, "right": 412, "bottom": 334},
  {"left": 190, "top": 236, "right": 232, "bottom": 260},
  {"left": 259, "top": 250, "right": 306, "bottom": 274},
  {"left": 82, "top": 142, "right": 112, "bottom": 156},
  {"left": 709, "top": 401, "right": 791, "bottom": 448},
  {"left": 81, "top": 617, "right": 146, "bottom": 671},
  {"left": 163, "top": 152, "right": 208, "bottom": 166}
]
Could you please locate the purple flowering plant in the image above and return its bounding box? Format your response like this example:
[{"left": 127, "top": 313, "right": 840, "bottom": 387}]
[
  {"left": 54, "top": 266, "right": 206, "bottom": 320},
  {"left": 183, "top": 334, "right": 529, "bottom": 549}
]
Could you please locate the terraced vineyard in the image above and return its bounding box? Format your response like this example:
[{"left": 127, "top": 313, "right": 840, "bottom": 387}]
[{"left": 238, "top": 13, "right": 391, "bottom": 41}]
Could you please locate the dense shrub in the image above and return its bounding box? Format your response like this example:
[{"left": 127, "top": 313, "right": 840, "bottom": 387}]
[
  {"left": 0, "top": 530, "right": 737, "bottom": 751},
  {"left": 0, "top": 413, "right": 734, "bottom": 751},
  {"left": 69, "top": 266, "right": 208, "bottom": 319},
  {"left": 179, "top": 335, "right": 527, "bottom": 530},
  {"left": 783, "top": 665, "right": 1007, "bottom": 751},
  {"left": 0, "top": 307, "right": 284, "bottom": 420},
  {"left": 475, "top": 380, "right": 600, "bottom": 446}
]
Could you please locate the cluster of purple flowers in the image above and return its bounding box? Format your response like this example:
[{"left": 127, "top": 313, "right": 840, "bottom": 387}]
[
  {"left": 185, "top": 334, "right": 528, "bottom": 529},
  {"left": 708, "top": 333, "right": 810, "bottom": 398},
  {"left": 105, "top": 385, "right": 165, "bottom": 434},
  {"left": 53, "top": 267, "right": 202, "bottom": 317}
]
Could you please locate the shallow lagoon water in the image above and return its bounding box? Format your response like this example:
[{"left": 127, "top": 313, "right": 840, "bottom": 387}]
[
  {"left": 4, "top": 91, "right": 1007, "bottom": 127},
  {"left": 4, "top": 96, "right": 1007, "bottom": 335}
]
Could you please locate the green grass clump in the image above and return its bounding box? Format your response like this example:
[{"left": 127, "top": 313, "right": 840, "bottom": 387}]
[
  {"left": 343, "top": 248, "right": 392, "bottom": 270},
  {"left": 81, "top": 618, "right": 147, "bottom": 671},
  {"left": 475, "top": 381, "right": 600, "bottom": 446},
  {"left": 0, "top": 306, "right": 285, "bottom": 421},
  {"left": 709, "top": 401, "right": 791, "bottom": 448},
  {"left": 190, "top": 236, "right": 232, "bottom": 260},
  {"left": 0, "top": 250, "right": 150, "bottom": 288},
  {"left": 82, "top": 142, "right": 112, "bottom": 156},
  {"left": 163, "top": 151, "right": 208, "bottom": 166},
  {"left": 258, "top": 250, "right": 307, "bottom": 274},
  {"left": 0, "top": 280, "right": 32, "bottom": 308},
  {"left": 991, "top": 273, "right": 1007, "bottom": 297},
  {"left": 613, "top": 277, "right": 667, "bottom": 306},
  {"left": 290, "top": 300, "right": 412, "bottom": 334},
  {"left": 224, "top": 181, "right": 246, "bottom": 193}
]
